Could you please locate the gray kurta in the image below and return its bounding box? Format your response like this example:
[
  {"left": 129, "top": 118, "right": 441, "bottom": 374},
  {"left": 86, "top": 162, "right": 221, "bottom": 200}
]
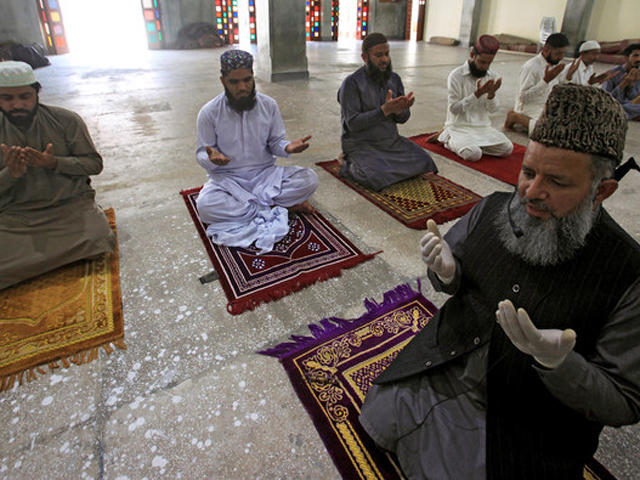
[
  {"left": 0, "top": 104, "right": 115, "bottom": 289},
  {"left": 338, "top": 66, "right": 437, "bottom": 191}
]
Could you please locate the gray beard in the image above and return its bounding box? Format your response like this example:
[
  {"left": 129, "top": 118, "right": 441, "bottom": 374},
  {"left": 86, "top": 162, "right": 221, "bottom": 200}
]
[{"left": 496, "top": 190, "right": 598, "bottom": 266}]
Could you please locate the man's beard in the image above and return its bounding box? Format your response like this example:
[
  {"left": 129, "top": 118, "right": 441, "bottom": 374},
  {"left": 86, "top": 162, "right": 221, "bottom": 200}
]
[
  {"left": 2, "top": 104, "right": 38, "bottom": 127},
  {"left": 496, "top": 188, "right": 598, "bottom": 266},
  {"left": 367, "top": 60, "right": 393, "bottom": 85},
  {"left": 544, "top": 52, "right": 562, "bottom": 65},
  {"left": 225, "top": 84, "right": 257, "bottom": 111},
  {"left": 468, "top": 60, "right": 488, "bottom": 78}
]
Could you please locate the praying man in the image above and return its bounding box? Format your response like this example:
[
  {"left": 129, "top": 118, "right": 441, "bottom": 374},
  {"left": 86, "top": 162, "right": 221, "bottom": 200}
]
[
  {"left": 195, "top": 50, "right": 318, "bottom": 253},
  {"left": 337, "top": 32, "right": 437, "bottom": 191},
  {"left": 0, "top": 61, "right": 115, "bottom": 290},
  {"left": 435, "top": 35, "right": 513, "bottom": 162}
]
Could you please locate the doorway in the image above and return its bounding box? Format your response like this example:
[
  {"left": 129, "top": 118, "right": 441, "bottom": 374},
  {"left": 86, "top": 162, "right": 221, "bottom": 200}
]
[{"left": 57, "top": 0, "right": 148, "bottom": 60}]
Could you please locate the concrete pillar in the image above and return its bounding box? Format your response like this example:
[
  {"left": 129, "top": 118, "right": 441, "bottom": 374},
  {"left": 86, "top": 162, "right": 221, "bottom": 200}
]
[
  {"left": 458, "top": 0, "right": 483, "bottom": 47},
  {"left": 560, "top": 0, "right": 595, "bottom": 57},
  {"left": 0, "top": 0, "right": 46, "bottom": 48},
  {"left": 255, "top": 0, "right": 308, "bottom": 82},
  {"left": 320, "top": 0, "right": 334, "bottom": 42}
]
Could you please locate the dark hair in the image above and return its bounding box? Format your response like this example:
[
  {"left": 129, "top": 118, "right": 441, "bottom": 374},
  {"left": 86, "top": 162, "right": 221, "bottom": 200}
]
[
  {"left": 545, "top": 32, "right": 569, "bottom": 49},
  {"left": 362, "top": 32, "right": 388, "bottom": 54},
  {"left": 623, "top": 43, "right": 640, "bottom": 57}
]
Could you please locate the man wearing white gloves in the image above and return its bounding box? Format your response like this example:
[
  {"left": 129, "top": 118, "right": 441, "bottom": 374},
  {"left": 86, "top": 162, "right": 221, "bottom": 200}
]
[{"left": 360, "top": 84, "right": 640, "bottom": 479}]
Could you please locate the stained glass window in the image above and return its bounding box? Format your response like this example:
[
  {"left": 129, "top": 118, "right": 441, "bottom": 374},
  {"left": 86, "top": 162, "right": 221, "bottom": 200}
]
[{"left": 140, "top": 0, "right": 164, "bottom": 49}]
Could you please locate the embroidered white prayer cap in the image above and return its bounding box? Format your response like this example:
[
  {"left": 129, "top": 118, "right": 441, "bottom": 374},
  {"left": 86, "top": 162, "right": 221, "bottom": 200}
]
[
  {"left": 0, "top": 61, "right": 37, "bottom": 88},
  {"left": 579, "top": 40, "right": 601, "bottom": 52}
]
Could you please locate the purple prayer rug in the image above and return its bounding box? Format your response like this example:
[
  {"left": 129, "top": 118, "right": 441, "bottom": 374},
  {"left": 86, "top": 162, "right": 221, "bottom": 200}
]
[
  {"left": 259, "top": 283, "right": 617, "bottom": 480},
  {"left": 180, "top": 186, "right": 379, "bottom": 315}
]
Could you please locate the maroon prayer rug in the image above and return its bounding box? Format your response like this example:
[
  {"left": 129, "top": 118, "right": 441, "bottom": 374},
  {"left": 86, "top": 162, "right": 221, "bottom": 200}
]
[
  {"left": 317, "top": 160, "right": 482, "bottom": 229},
  {"left": 410, "top": 133, "right": 527, "bottom": 186},
  {"left": 180, "top": 187, "right": 378, "bottom": 315},
  {"left": 260, "top": 283, "right": 617, "bottom": 480}
]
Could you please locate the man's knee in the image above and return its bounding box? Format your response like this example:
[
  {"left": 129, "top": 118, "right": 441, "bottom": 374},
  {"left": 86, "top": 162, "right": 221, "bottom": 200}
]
[{"left": 459, "top": 146, "right": 483, "bottom": 162}]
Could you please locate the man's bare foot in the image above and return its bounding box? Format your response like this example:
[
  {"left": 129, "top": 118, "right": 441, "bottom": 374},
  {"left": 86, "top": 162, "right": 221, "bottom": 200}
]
[
  {"left": 503, "top": 110, "right": 517, "bottom": 130},
  {"left": 289, "top": 201, "right": 317, "bottom": 214},
  {"left": 337, "top": 152, "right": 345, "bottom": 167},
  {"left": 425, "top": 129, "right": 443, "bottom": 144}
]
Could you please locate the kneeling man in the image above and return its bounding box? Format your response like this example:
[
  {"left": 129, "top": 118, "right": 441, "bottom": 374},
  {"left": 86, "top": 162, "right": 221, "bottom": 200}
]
[
  {"left": 0, "top": 61, "right": 115, "bottom": 290},
  {"left": 437, "top": 35, "right": 513, "bottom": 161},
  {"left": 196, "top": 50, "right": 318, "bottom": 253},
  {"left": 337, "top": 33, "right": 437, "bottom": 191}
]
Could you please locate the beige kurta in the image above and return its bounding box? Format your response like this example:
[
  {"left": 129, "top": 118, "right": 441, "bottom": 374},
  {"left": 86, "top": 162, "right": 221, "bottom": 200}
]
[{"left": 0, "top": 104, "right": 115, "bottom": 289}]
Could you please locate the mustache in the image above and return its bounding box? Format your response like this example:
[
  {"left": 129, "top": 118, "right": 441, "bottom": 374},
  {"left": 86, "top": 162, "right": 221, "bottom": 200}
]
[{"left": 521, "top": 196, "right": 556, "bottom": 215}]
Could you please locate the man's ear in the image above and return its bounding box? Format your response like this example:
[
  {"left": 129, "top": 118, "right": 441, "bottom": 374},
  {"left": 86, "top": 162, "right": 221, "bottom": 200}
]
[
  {"left": 361, "top": 52, "right": 368, "bottom": 64},
  {"left": 593, "top": 178, "right": 618, "bottom": 207},
  {"left": 220, "top": 75, "right": 225, "bottom": 87}
]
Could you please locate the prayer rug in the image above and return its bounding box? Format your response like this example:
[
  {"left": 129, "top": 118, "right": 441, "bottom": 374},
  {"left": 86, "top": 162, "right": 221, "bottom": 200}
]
[
  {"left": 0, "top": 208, "right": 126, "bottom": 391},
  {"left": 410, "top": 133, "right": 526, "bottom": 186},
  {"left": 260, "top": 283, "right": 617, "bottom": 480},
  {"left": 316, "top": 160, "right": 481, "bottom": 229},
  {"left": 180, "top": 187, "right": 379, "bottom": 315}
]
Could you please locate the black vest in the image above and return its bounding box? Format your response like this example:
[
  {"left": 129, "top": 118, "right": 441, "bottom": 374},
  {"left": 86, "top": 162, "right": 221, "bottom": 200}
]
[{"left": 376, "top": 192, "right": 640, "bottom": 479}]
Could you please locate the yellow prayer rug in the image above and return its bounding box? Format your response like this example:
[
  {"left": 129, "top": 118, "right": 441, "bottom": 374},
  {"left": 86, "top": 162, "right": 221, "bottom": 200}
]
[
  {"left": 0, "top": 208, "right": 126, "bottom": 391},
  {"left": 260, "top": 283, "right": 617, "bottom": 480},
  {"left": 317, "top": 161, "right": 481, "bottom": 229}
]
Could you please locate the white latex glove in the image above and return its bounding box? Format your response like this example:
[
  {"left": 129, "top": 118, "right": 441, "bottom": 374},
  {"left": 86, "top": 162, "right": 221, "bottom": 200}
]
[
  {"left": 496, "top": 299, "right": 577, "bottom": 369},
  {"left": 420, "top": 220, "right": 456, "bottom": 282}
]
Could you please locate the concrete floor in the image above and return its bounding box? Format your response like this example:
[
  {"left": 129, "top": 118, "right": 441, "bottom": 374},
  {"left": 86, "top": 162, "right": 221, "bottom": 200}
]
[{"left": 1, "top": 41, "right": 639, "bottom": 479}]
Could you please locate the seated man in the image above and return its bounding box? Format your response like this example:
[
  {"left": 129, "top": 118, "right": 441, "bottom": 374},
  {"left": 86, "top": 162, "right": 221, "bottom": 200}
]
[
  {"left": 436, "top": 35, "right": 513, "bottom": 162},
  {"left": 196, "top": 50, "right": 318, "bottom": 253},
  {"left": 0, "top": 61, "right": 115, "bottom": 290},
  {"left": 504, "top": 32, "right": 569, "bottom": 134},
  {"left": 602, "top": 43, "right": 640, "bottom": 120},
  {"left": 565, "top": 40, "right": 615, "bottom": 86},
  {"left": 360, "top": 85, "right": 640, "bottom": 479},
  {"left": 337, "top": 32, "right": 437, "bottom": 191}
]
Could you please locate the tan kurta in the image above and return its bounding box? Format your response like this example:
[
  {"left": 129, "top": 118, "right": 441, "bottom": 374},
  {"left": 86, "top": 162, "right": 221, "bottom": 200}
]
[{"left": 0, "top": 104, "right": 115, "bottom": 289}]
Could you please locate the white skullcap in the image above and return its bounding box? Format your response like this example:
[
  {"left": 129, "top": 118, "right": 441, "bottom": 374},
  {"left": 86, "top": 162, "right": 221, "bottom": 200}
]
[
  {"left": 579, "top": 40, "right": 601, "bottom": 53},
  {"left": 0, "top": 61, "right": 37, "bottom": 88}
]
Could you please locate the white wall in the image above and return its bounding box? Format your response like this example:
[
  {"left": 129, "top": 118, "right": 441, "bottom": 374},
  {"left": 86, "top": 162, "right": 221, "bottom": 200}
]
[
  {"left": 587, "top": 0, "right": 640, "bottom": 42},
  {"left": 424, "top": 0, "right": 463, "bottom": 41},
  {"left": 477, "top": 0, "right": 568, "bottom": 42}
]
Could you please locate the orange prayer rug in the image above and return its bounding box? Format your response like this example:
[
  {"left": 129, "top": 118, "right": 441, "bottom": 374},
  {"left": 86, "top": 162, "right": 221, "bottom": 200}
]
[
  {"left": 0, "top": 208, "right": 125, "bottom": 391},
  {"left": 317, "top": 160, "right": 482, "bottom": 229},
  {"left": 260, "top": 283, "right": 617, "bottom": 480}
]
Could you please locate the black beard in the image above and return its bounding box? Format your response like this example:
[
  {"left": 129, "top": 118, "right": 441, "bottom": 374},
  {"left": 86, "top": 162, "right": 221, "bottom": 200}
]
[
  {"left": 366, "top": 60, "right": 392, "bottom": 86},
  {"left": 3, "top": 104, "right": 38, "bottom": 127},
  {"left": 225, "top": 85, "right": 257, "bottom": 112},
  {"left": 544, "top": 52, "right": 561, "bottom": 66},
  {"left": 468, "top": 60, "right": 488, "bottom": 78}
]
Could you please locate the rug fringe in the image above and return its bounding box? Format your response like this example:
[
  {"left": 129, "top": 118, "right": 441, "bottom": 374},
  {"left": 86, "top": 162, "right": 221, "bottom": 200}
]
[
  {"left": 227, "top": 252, "right": 380, "bottom": 315},
  {"left": 0, "top": 340, "right": 127, "bottom": 392},
  {"left": 258, "top": 281, "right": 420, "bottom": 358}
]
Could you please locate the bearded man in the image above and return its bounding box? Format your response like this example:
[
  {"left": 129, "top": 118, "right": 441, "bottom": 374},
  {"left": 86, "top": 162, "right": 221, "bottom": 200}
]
[
  {"left": 505, "top": 32, "right": 570, "bottom": 134},
  {"left": 0, "top": 61, "right": 115, "bottom": 290},
  {"left": 337, "top": 32, "right": 436, "bottom": 191},
  {"left": 565, "top": 40, "right": 615, "bottom": 87},
  {"left": 195, "top": 50, "right": 318, "bottom": 253},
  {"left": 602, "top": 43, "right": 640, "bottom": 120},
  {"left": 360, "top": 84, "right": 640, "bottom": 479},
  {"left": 436, "top": 35, "right": 513, "bottom": 161}
]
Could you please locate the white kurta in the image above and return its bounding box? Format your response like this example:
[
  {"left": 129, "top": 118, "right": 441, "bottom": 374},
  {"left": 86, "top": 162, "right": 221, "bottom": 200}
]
[
  {"left": 514, "top": 53, "right": 567, "bottom": 131},
  {"left": 569, "top": 59, "right": 594, "bottom": 86},
  {"left": 195, "top": 91, "right": 318, "bottom": 253},
  {"left": 438, "top": 61, "right": 513, "bottom": 161}
]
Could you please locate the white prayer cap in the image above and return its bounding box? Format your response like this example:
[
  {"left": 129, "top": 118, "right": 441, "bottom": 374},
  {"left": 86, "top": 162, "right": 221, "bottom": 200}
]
[
  {"left": 0, "top": 61, "right": 37, "bottom": 88},
  {"left": 579, "top": 40, "right": 601, "bottom": 53}
]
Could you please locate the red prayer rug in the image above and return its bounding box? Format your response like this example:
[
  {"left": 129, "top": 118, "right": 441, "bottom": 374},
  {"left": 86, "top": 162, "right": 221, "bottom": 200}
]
[
  {"left": 259, "top": 282, "right": 617, "bottom": 480},
  {"left": 317, "top": 160, "right": 482, "bottom": 229},
  {"left": 180, "top": 187, "right": 379, "bottom": 315},
  {"left": 410, "top": 133, "right": 526, "bottom": 186}
]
